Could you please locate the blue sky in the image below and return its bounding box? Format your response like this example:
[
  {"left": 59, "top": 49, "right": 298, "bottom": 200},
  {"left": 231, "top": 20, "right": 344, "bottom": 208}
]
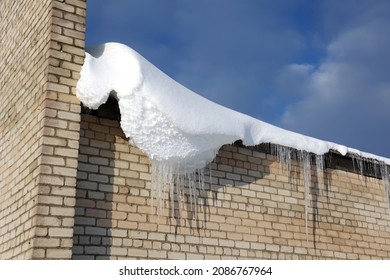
[{"left": 86, "top": 0, "right": 390, "bottom": 158}]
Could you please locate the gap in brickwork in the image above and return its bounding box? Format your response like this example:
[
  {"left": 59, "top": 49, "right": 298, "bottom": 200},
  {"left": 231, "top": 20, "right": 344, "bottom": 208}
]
[{"left": 80, "top": 94, "right": 120, "bottom": 120}]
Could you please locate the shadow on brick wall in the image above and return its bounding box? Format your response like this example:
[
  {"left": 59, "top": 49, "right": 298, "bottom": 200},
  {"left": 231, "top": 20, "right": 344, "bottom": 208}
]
[{"left": 72, "top": 113, "right": 118, "bottom": 259}]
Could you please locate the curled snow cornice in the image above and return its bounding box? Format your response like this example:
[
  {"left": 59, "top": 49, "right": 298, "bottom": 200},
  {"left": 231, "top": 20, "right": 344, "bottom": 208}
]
[{"left": 76, "top": 42, "right": 390, "bottom": 172}]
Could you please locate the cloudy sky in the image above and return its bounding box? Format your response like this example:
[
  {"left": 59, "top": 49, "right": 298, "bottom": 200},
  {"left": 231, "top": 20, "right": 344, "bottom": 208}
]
[{"left": 86, "top": 0, "right": 390, "bottom": 158}]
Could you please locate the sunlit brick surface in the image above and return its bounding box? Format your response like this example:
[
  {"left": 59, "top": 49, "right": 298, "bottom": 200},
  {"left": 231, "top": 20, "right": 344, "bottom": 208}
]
[{"left": 0, "top": 0, "right": 85, "bottom": 259}]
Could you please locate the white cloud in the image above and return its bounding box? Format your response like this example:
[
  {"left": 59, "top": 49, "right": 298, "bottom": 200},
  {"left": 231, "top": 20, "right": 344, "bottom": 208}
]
[
  {"left": 280, "top": 19, "right": 390, "bottom": 157},
  {"left": 277, "top": 64, "right": 315, "bottom": 101}
]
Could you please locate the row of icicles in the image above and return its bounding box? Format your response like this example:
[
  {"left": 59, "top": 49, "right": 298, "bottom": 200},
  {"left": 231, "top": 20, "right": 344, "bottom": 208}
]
[
  {"left": 272, "top": 145, "right": 390, "bottom": 241},
  {"left": 150, "top": 144, "right": 390, "bottom": 238}
]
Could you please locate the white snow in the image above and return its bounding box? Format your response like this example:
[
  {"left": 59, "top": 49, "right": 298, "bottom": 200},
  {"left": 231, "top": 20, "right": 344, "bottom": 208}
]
[
  {"left": 76, "top": 42, "right": 390, "bottom": 218},
  {"left": 76, "top": 42, "right": 390, "bottom": 170}
]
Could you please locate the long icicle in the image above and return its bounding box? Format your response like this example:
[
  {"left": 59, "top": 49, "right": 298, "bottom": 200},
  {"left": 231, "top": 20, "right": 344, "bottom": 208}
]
[
  {"left": 299, "top": 150, "right": 311, "bottom": 243},
  {"left": 151, "top": 159, "right": 206, "bottom": 224},
  {"left": 315, "top": 155, "right": 324, "bottom": 193},
  {"left": 380, "top": 162, "right": 390, "bottom": 215},
  {"left": 275, "top": 144, "right": 292, "bottom": 176}
]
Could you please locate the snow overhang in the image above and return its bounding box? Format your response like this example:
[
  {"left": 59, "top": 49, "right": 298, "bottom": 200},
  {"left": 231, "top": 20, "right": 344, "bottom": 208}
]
[{"left": 76, "top": 42, "right": 390, "bottom": 173}]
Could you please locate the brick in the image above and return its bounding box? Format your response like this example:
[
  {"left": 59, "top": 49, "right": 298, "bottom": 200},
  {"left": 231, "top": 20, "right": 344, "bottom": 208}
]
[
  {"left": 89, "top": 156, "right": 109, "bottom": 166},
  {"left": 186, "top": 253, "right": 204, "bottom": 260},
  {"left": 56, "top": 129, "right": 80, "bottom": 140},
  {"left": 51, "top": 32, "right": 73, "bottom": 44},
  {"left": 42, "top": 136, "right": 67, "bottom": 146},
  {"left": 218, "top": 239, "right": 234, "bottom": 248},
  {"left": 128, "top": 249, "right": 147, "bottom": 258},
  {"left": 44, "top": 118, "right": 68, "bottom": 129},
  {"left": 79, "top": 146, "right": 100, "bottom": 156},
  {"left": 61, "top": 61, "right": 82, "bottom": 72},
  {"left": 54, "top": 147, "right": 78, "bottom": 158},
  {"left": 107, "top": 229, "right": 127, "bottom": 238},
  {"left": 48, "top": 227, "right": 73, "bottom": 237},
  {"left": 110, "top": 247, "right": 127, "bottom": 256},
  {"left": 52, "top": 15, "right": 75, "bottom": 28},
  {"left": 168, "top": 252, "right": 186, "bottom": 259},
  {"left": 31, "top": 249, "right": 46, "bottom": 259},
  {"left": 57, "top": 111, "right": 80, "bottom": 122},
  {"left": 201, "top": 238, "right": 217, "bottom": 246},
  {"left": 235, "top": 241, "right": 250, "bottom": 249},
  {"left": 148, "top": 250, "right": 167, "bottom": 259},
  {"left": 53, "top": 166, "right": 77, "bottom": 177},
  {"left": 51, "top": 186, "right": 75, "bottom": 196},
  {"left": 65, "top": 0, "right": 87, "bottom": 9},
  {"left": 185, "top": 236, "right": 202, "bottom": 244},
  {"left": 62, "top": 44, "right": 84, "bottom": 56},
  {"left": 120, "top": 169, "right": 139, "bottom": 178},
  {"left": 46, "top": 249, "right": 72, "bottom": 259},
  {"left": 95, "top": 219, "right": 111, "bottom": 228},
  {"left": 86, "top": 209, "right": 106, "bottom": 218},
  {"left": 45, "top": 100, "right": 70, "bottom": 111},
  {"left": 46, "top": 82, "right": 70, "bottom": 94},
  {"left": 75, "top": 216, "right": 95, "bottom": 226},
  {"left": 34, "top": 238, "right": 60, "bottom": 248},
  {"left": 266, "top": 244, "right": 280, "bottom": 252},
  {"left": 129, "top": 231, "right": 147, "bottom": 239},
  {"left": 85, "top": 246, "right": 106, "bottom": 255},
  {"left": 37, "top": 194, "right": 62, "bottom": 205},
  {"left": 88, "top": 174, "right": 109, "bottom": 183},
  {"left": 39, "top": 175, "right": 64, "bottom": 186},
  {"left": 249, "top": 242, "right": 265, "bottom": 250},
  {"left": 35, "top": 216, "right": 61, "bottom": 227},
  {"left": 53, "top": 2, "right": 76, "bottom": 13},
  {"left": 89, "top": 191, "right": 105, "bottom": 200},
  {"left": 127, "top": 213, "right": 146, "bottom": 222},
  {"left": 85, "top": 227, "right": 107, "bottom": 236},
  {"left": 226, "top": 217, "right": 241, "bottom": 225},
  {"left": 50, "top": 206, "right": 75, "bottom": 217},
  {"left": 294, "top": 247, "right": 308, "bottom": 254},
  {"left": 130, "top": 163, "right": 149, "bottom": 172},
  {"left": 78, "top": 163, "right": 98, "bottom": 173}
]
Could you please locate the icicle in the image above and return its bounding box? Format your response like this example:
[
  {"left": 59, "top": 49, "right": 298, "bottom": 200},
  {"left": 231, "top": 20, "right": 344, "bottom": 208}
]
[
  {"left": 188, "top": 171, "right": 197, "bottom": 218},
  {"left": 351, "top": 154, "right": 364, "bottom": 176},
  {"left": 169, "top": 170, "right": 175, "bottom": 218},
  {"left": 209, "top": 163, "right": 213, "bottom": 190},
  {"left": 176, "top": 174, "right": 184, "bottom": 221},
  {"left": 274, "top": 144, "right": 292, "bottom": 175},
  {"left": 151, "top": 161, "right": 165, "bottom": 217},
  {"left": 299, "top": 150, "right": 311, "bottom": 242},
  {"left": 379, "top": 162, "right": 390, "bottom": 214},
  {"left": 151, "top": 159, "right": 205, "bottom": 223},
  {"left": 364, "top": 158, "right": 381, "bottom": 178},
  {"left": 198, "top": 168, "right": 205, "bottom": 192},
  {"left": 373, "top": 160, "right": 381, "bottom": 178},
  {"left": 315, "top": 155, "right": 324, "bottom": 192}
]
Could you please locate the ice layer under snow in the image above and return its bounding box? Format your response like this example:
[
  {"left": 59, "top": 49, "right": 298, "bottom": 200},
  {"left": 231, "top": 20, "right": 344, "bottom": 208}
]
[{"left": 76, "top": 42, "right": 390, "bottom": 171}]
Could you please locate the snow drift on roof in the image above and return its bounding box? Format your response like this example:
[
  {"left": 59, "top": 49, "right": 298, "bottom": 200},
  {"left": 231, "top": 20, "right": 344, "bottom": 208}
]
[{"left": 76, "top": 42, "right": 390, "bottom": 171}]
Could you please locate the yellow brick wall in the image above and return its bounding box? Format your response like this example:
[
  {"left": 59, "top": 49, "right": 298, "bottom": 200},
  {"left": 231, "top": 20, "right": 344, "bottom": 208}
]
[
  {"left": 73, "top": 114, "right": 390, "bottom": 259},
  {"left": 0, "top": 0, "right": 86, "bottom": 259},
  {"left": 0, "top": 0, "right": 53, "bottom": 259},
  {"left": 1, "top": 0, "right": 389, "bottom": 261}
]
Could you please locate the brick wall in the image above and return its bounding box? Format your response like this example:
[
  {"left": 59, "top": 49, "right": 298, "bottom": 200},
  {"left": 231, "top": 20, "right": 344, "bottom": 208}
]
[
  {"left": 2, "top": 0, "right": 389, "bottom": 261},
  {"left": 73, "top": 114, "right": 390, "bottom": 259},
  {"left": 0, "top": 0, "right": 86, "bottom": 259}
]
